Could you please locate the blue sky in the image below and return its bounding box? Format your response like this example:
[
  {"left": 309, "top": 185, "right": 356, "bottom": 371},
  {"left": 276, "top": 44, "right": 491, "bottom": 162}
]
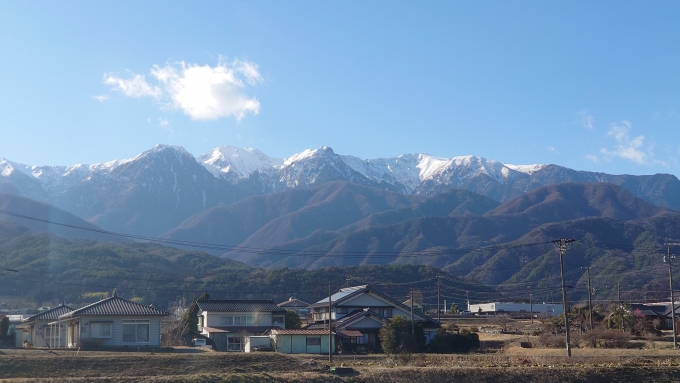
[{"left": 0, "top": 1, "right": 678, "bottom": 176}]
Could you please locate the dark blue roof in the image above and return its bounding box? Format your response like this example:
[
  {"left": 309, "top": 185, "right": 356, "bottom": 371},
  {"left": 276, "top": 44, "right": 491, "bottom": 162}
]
[
  {"left": 24, "top": 304, "right": 74, "bottom": 322},
  {"left": 60, "top": 296, "right": 168, "bottom": 318}
]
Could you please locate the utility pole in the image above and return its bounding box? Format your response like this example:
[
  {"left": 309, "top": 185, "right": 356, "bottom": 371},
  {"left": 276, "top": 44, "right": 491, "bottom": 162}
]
[
  {"left": 410, "top": 288, "right": 415, "bottom": 334},
  {"left": 466, "top": 291, "right": 470, "bottom": 311},
  {"left": 528, "top": 285, "right": 533, "bottom": 324},
  {"left": 553, "top": 238, "right": 575, "bottom": 357},
  {"left": 616, "top": 282, "right": 623, "bottom": 333},
  {"left": 665, "top": 243, "right": 680, "bottom": 349},
  {"left": 328, "top": 281, "right": 333, "bottom": 363},
  {"left": 586, "top": 267, "right": 593, "bottom": 331},
  {"left": 345, "top": 275, "right": 352, "bottom": 288},
  {"left": 437, "top": 276, "right": 442, "bottom": 323}
]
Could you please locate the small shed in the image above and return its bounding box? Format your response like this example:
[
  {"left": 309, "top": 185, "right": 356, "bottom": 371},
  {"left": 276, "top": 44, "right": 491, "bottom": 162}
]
[
  {"left": 268, "top": 329, "right": 334, "bottom": 354},
  {"left": 245, "top": 336, "right": 273, "bottom": 352}
]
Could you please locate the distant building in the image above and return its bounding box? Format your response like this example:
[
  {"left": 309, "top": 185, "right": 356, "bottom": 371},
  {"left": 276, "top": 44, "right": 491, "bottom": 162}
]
[
  {"left": 277, "top": 297, "right": 311, "bottom": 317},
  {"left": 468, "top": 302, "right": 563, "bottom": 316}
]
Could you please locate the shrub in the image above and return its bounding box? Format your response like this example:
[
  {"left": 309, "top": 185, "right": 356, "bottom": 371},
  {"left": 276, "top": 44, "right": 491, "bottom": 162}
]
[
  {"left": 581, "top": 328, "right": 632, "bottom": 348},
  {"left": 427, "top": 332, "right": 479, "bottom": 353},
  {"left": 538, "top": 333, "right": 566, "bottom": 348}
]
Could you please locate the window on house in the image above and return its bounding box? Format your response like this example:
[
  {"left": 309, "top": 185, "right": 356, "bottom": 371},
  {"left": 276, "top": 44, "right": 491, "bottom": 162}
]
[
  {"left": 227, "top": 336, "right": 241, "bottom": 351},
  {"left": 220, "top": 316, "right": 252, "bottom": 326},
  {"left": 306, "top": 337, "right": 321, "bottom": 345},
  {"left": 272, "top": 316, "right": 284, "bottom": 325},
  {"left": 122, "top": 320, "right": 149, "bottom": 343},
  {"left": 91, "top": 322, "right": 112, "bottom": 338},
  {"left": 372, "top": 308, "right": 393, "bottom": 318}
]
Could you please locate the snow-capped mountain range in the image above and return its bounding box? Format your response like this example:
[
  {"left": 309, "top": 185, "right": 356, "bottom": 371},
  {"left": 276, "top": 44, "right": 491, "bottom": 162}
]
[
  {"left": 1, "top": 144, "right": 679, "bottom": 236},
  {"left": 0, "top": 144, "right": 550, "bottom": 195}
]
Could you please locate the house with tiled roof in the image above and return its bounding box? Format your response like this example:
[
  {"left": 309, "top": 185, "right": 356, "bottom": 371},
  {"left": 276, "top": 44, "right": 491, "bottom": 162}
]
[
  {"left": 277, "top": 297, "right": 311, "bottom": 317},
  {"left": 57, "top": 293, "right": 169, "bottom": 348},
  {"left": 307, "top": 285, "right": 441, "bottom": 352},
  {"left": 19, "top": 304, "right": 74, "bottom": 348},
  {"left": 194, "top": 299, "right": 286, "bottom": 352}
]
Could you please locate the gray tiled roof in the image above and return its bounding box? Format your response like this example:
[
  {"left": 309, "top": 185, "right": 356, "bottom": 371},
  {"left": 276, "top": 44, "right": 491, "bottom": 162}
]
[
  {"left": 313, "top": 285, "right": 367, "bottom": 305},
  {"left": 197, "top": 299, "right": 285, "bottom": 313},
  {"left": 59, "top": 296, "right": 169, "bottom": 318},
  {"left": 277, "top": 298, "right": 310, "bottom": 308},
  {"left": 23, "top": 304, "right": 74, "bottom": 322}
]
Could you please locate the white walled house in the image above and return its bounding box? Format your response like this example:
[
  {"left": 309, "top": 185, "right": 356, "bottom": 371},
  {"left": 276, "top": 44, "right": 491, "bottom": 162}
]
[
  {"left": 19, "top": 304, "right": 73, "bottom": 348},
  {"left": 195, "top": 299, "right": 286, "bottom": 352},
  {"left": 307, "top": 285, "right": 441, "bottom": 352},
  {"left": 468, "top": 302, "right": 563, "bottom": 316},
  {"left": 57, "top": 295, "right": 169, "bottom": 349}
]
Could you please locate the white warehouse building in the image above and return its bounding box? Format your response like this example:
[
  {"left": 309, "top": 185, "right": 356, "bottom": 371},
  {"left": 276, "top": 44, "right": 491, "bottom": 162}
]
[{"left": 468, "top": 302, "right": 563, "bottom": 316}]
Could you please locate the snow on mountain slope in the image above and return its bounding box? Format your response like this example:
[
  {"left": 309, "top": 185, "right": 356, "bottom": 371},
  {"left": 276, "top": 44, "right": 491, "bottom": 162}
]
[
  {"left": 279, "top": 146, "right": 367, "bottom": 188},
  {"left": 340, "top": 152, "right": 546, "bottom": 193},
  {"left": 0, "top": 142, "right": 573, "bottom": 202},
  {"left": 1, "top": 145, "right": 549, "bottom": 197},
  {"left": 198, "top": 146, "right": 282, "bottom": 181}
]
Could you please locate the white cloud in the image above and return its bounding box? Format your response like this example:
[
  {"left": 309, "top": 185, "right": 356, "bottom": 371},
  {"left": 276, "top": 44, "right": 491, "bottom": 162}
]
[
  {"left": 104, "top": 58, "right": 263, "bottom": 121},
  {"left": 575, "top": 109, "right": 594, "bottom": 130},
  {"left": 92, "top": 95, "right": 110, "bottom": 103},
  {"left": 585, "top": 154, "right": 599, "bottom": 163},
  {"left": 599, "top": 121, "right": 648, "bottom": 164},
  {"left": 157, "top": 118, "right": 174, "bottom": 133},
  {"left": 104, "top": 73, "right": 162, "bottom": 98}
]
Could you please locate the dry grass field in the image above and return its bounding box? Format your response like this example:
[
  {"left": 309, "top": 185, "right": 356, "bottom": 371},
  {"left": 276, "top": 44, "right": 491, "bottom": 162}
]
[
  {"left": 3, "top": 347, "right": 680, "bottom": 382},
  {"left": 1, "top": 317, "right": 679, "bottom": 382}
]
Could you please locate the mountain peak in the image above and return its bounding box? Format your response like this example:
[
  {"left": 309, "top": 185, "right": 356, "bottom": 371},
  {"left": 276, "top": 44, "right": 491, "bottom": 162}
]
[
  {"left": 283, "top": 146, "right": 337, "bottom": 166},
  {"left": 198, "top": 145, "right": 282, "bottom": 179}
]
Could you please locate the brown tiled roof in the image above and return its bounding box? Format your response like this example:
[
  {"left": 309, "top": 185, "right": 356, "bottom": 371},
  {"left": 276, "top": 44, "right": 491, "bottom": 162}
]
[
  {"left": 59, "top": 296, "right": 169, "bottom": 318},
  {"left": 337, "top": 330, "right": 363, "bottom": 337},
  {"left": 23, "top": 304, "right": 74, "bottom": 322},
  {"left": 197, "top": 299, "right": 285, "bottom": 313}
]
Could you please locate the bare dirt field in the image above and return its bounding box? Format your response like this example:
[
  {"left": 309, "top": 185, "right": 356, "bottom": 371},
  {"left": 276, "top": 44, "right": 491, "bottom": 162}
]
[{"left": 3, "top": 348, "right": 680, "bottom": 382}]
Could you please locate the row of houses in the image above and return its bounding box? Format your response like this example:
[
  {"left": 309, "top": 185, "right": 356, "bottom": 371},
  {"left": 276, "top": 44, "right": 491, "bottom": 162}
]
[
  {"left": 17, "top": 285, "right": 441, "bottom": 353},
  {"left": 196, "top": 285, "right": 441, "bottom": 353}
]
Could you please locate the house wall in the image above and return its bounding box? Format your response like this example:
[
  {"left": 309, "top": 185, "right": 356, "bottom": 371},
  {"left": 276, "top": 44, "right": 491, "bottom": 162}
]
[
  {"left": 469, "top": 303, "right": 563, "bottom": 315},
  {"left": 343, "top": 293, "right": 392, "bottom": 308},
  {"left": 76, "top": 316, "right": 162, "bottom": 348},
  {"left": 14, "top": 329, "right": 24, "bottom": 348},
  {"left": 271, "top": 334, "right": 333, "bottom": 354},
  {"left": 350, "top": 316, "right": 384, "bottom": 329},
  {"left": 24, "top": 320, "right": 68, "bottom": 348},
  {"left": 203, "top": 312, "right": 276, "bottom": 328}
]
